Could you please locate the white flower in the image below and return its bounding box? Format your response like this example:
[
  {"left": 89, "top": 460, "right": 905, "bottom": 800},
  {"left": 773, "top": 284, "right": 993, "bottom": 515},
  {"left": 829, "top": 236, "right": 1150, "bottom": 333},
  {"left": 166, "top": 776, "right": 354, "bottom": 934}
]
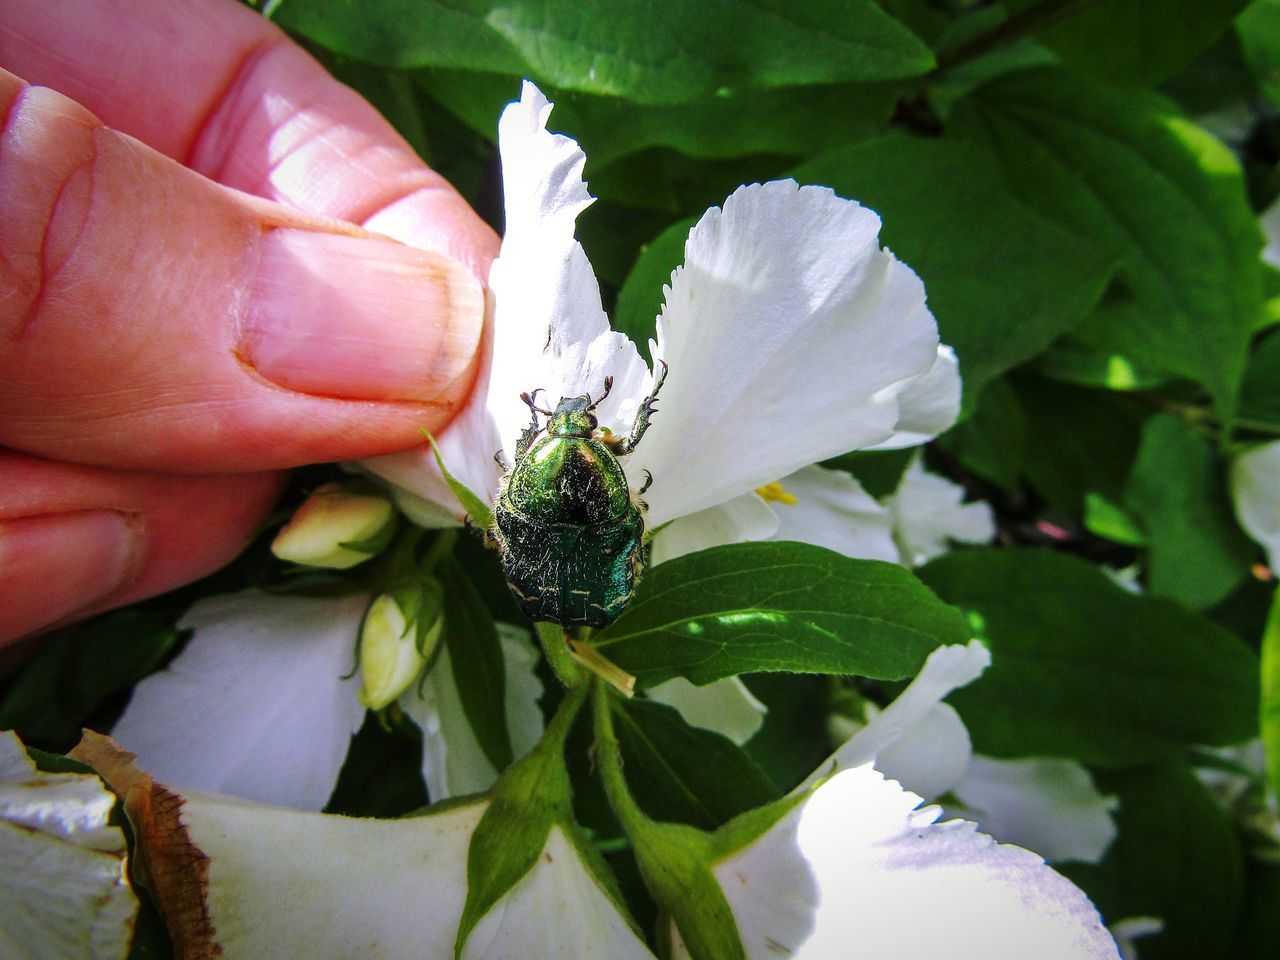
[
  {"left": 365, "top": 81, "right": 959, "bottom": 558},
  {"left": 1232, "top": 440, "right": 1280, "bottom": 571},
  {"left": 0, "top": 730, "right": 137, "bottom": 960},
  {"left": 111, "top": 591, "right": 543, "bottom": 809},
  {"left": 814, "top": 641, "right": 1118, "bottom": 865},
  {"left": 884, "top": 454, "right": 996, "bottom": 565},
  {"left": 659, "top": 454, "right": 993, "bottom": 570},
  {"left": 670, "top": 764, "right": 1121, "bottom": 959},
  {"left": 72, "top": 733, "right": 656, "bottom": 960}
]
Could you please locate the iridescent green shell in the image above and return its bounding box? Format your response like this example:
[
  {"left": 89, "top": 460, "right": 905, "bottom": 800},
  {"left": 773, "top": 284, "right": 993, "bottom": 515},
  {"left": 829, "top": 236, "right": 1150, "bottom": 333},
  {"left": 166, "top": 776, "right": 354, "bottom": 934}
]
[{"left": 494, "top": 435, "right": 643, "bottom": 627}]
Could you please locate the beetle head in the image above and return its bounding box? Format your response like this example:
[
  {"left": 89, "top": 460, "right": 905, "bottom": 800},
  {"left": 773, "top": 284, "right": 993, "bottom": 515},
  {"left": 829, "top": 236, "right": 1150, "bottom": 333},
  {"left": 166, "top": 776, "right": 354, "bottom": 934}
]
[
  {"left": 548, "top": 395, "right": 597, "bottom": 438},
  {"left": 545, "top": 377, "right": 612, "bottom": 439}
]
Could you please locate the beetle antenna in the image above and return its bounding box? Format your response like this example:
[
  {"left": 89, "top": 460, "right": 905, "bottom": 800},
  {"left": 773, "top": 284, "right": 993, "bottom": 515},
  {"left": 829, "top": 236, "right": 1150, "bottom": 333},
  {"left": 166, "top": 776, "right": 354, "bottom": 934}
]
[
  {"left": 520, "top": 388, "right": 554, "bottom": 416},
  {"left": 588, "top": 376, "right": 614, "bottom": 411}
]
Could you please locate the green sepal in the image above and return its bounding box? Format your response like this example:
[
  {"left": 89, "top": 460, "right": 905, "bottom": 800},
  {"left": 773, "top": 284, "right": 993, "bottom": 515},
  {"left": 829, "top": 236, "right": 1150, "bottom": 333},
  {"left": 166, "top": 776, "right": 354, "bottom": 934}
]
[
  {"left": 629, "top": 819, "right": 746, "bottom": 960},
  {"left": 422, "top": 428, "right": 495, "bottom": 530},
  {"left": 454, "top": 685, "right": 586, "bottom": 958},
  {"left": 628, "top": 790, "right": 806, "bottom": 960}
]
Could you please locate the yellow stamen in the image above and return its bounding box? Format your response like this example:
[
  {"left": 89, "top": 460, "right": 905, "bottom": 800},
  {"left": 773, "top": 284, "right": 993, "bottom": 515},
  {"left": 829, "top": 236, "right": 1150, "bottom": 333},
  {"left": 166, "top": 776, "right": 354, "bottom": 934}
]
[{"left": 755, "top": 481, "right": 798, "bottom": 506}]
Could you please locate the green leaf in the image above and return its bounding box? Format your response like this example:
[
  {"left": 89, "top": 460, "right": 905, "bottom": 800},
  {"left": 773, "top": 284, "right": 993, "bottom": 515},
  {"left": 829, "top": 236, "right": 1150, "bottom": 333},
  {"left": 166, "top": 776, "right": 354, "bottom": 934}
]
[
  {"left": 1231, "top": 862, "right": 1280, "bottom": 959},
  {"left": 1239, "top": 0, "right": 1280, "bottom": 107},
  {"left": 1004, "top": 0, "right": 1249, "bottom": 87},
  {"left": 791, "top": 130, "right": 1115, "bottom": 409},
  {"left": 324, "top": 713, "right": 429, "bottom": 818},
  {"left": 0, "top": 610, "right": 182, "bottom": 750},
  {"left": 592, "top": 541, "right": 970, "bottom": 687},
  {"left": 1062, "top": 760, "right": 1243, "bottom": 960},
  {"left": 1261, "top": 587, "right": 1280, "bottom": 809},
  {"left": 937, "top": 377, "right": 1026, "bottom": 492},
  {"left": 1082, "top": 493, "right": 1146, "bottom": 547},
  {"left": 955, "top": 67, "right": 1264, "bottom": 422},
  {"left": 275, "top": 0, "right": 933, "bottom": 105},
  {"left": 740, "top": 675, "right": 833, "bottom": 792},
  {"left": 1240, "top": 327, "right": 1280, "bottom": 431},
  {"left": 440, "top": 562, "right": 513, "bottom": 772},
  {"left": 420, "top": 69, "right": 902, "bottom": 167},
  {"left": 1124, "top": 414, "right": 1254, "bottom": 609},
  {"left": 612, "top": 698, "right": 779, "bottom": 830},
  {"left": 1014, "top": 374, "right": 1150, "bottom": 515},
  {"left": 919, "top": 548, "right": 1260, "bottom": 766}
]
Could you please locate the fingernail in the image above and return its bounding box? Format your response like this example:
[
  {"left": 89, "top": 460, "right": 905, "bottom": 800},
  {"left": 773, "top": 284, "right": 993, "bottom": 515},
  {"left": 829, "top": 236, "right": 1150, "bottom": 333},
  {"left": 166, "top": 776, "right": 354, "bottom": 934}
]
[
  {"left": 0, "top": 510, "right": 140, "bottom": 644},
  {"left": 242, "top": 229, "right": 485, "bottom": 403}
]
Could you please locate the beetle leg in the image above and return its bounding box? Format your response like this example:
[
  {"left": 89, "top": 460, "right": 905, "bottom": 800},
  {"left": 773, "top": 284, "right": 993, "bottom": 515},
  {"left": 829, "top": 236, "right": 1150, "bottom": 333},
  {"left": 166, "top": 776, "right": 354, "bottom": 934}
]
[
  {"left": 588, "top": 375, "right": 614, "bottom": 411},
  {"left": 493, "top": 449, "right": 510, "bottom": 471},
  {"left": 615, "top": 360, "right": 668, "bottom": 456},
  {"left": 514, "top": 390, "right": 547, "bottom": 460},
  {"left": 637, "top": 469, "right": 654, "bottom": 495}
]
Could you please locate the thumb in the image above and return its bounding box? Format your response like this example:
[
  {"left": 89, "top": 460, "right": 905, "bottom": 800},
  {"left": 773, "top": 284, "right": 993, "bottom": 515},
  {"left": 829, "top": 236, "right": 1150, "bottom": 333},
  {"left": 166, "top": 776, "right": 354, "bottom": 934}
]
[{"left": 0, "top": 69, "right": 487, "bottom": 473}]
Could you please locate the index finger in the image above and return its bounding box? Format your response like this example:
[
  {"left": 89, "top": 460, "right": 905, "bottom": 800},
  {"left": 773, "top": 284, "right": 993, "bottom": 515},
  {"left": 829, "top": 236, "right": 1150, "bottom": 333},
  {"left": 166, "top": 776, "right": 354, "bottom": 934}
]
[{"left": 0, "top": 0, "right": 499, "bottom": 275}]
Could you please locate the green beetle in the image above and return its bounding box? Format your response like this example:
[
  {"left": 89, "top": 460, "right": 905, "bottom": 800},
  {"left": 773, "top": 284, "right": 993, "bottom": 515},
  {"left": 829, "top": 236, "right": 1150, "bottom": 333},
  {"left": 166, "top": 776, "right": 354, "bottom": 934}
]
[{"left": 492, "top": 363, "right": 668, "bottom": 627}]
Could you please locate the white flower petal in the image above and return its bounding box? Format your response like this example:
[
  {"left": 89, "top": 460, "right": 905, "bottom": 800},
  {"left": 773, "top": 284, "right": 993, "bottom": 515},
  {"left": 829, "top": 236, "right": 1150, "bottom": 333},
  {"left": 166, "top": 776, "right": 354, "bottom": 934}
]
[
  {"left": 631, "top": 180, "right": 942, "bottom": 525},
  {"left": 650, "top": 492, "right": 779, "bottom": 565},
  {"left": 488, "top": 81, "right": 648, "bottom": 458},
  {"left": 803, "top": 640, "right": 990, "bottom": 792},
  {"left": 186, "top": 789, "right": 483, "bottom": 957},
  {"left": 111, "top": 592, "right": 369, "bottom": 811},
  {"left": 1, "top": 731, "right": 136, "bottom": 960},
  {"left": 0, "top": 822, "right": 137, "bottom": 960},
  {"left": 78, "top": 735, "right": 657, "bottom": 960},
  {"left": 1232, "top": 440, "right": 1280, "bottom": 570},
  {"left": 887, "top": 454, "right": 996, "bottom": 567},
  {"left": 464, "top": 825, "right": 656, "bottom": 959},
  {"left": 402, "top": 625, "right": 545, "bottom": 801},
  {"left": 768, "top": 465, "right": 899, "bottom": 563},
  {"left": 691, "top": 765, "right": 1120, "bottom": 960},
  {"left": 0, "top": 732, "right": 119, "bottom": 851},
  {"left": 949, "top": 756, "right": 1119, "bottom": 865},
  {"left": 873, "top": 702, "right": 973, "bottom": 801},
  {"left": 645, "top": 677, "right": 768, "bottom": 746},
  {"left": 0, "top": 731, "right": 34, "bottom": 779},
  {"left": 866, "top": 344, "right": 962, "bottom": 450}
]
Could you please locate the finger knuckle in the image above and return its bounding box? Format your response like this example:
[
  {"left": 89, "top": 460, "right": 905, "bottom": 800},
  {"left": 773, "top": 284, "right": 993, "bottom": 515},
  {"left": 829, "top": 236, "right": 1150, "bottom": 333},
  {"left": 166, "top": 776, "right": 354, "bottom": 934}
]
[{"left": 0, "top": 84, "right": 100, "bottom": 342}]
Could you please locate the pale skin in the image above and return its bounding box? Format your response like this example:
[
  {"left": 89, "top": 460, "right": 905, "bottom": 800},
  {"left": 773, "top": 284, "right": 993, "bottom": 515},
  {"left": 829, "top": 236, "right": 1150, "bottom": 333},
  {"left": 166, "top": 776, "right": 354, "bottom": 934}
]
[{"left": 0, "top": 0, "right": 498, "bottom": 649}]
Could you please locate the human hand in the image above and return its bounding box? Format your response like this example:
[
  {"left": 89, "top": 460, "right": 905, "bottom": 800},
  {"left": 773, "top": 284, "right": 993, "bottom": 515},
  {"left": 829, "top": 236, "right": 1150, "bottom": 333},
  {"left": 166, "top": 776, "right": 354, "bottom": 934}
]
[{"left": 0, "top": 0, "right": 497, "bottom": 647}]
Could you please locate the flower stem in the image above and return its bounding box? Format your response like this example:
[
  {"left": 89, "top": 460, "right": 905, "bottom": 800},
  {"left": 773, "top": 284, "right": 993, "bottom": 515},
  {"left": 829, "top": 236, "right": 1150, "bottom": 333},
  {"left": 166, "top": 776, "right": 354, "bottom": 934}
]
[
  {"left": 591, "top": 677, "right": 650, "bottom": 835},
  {"left": 569, "top": 639, "right": 636, "bottom": 697},
  {"left": 535, "top": 621, "right": 583, "bottom": 688},
  {"left": 934, "top": 0, "right": 1102, "bottom": 73}
]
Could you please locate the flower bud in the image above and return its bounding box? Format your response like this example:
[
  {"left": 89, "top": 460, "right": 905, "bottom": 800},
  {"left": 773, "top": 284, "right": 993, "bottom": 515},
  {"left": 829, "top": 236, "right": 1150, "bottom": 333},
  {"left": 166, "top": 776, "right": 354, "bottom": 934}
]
[
  {"left": 271, "top": 482, "right": 396, "bottom": 569},
  {"left": 359, "top": 582, "right": 444, "bottom": 710}
]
